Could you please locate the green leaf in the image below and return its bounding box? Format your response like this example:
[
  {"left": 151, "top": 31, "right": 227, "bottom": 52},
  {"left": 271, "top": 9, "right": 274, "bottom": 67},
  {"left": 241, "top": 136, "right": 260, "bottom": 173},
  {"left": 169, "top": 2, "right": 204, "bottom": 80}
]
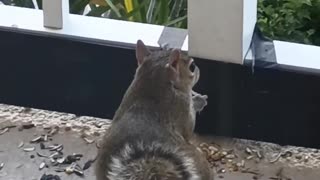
[
  {"left": 104, "top": 0, "right": 122, "bottom": 18},
  {"left": 164, "top": 15, "right": 187, "bottom": 27},
  {"left": 158, "top": 0, "right": 169, "bottom": 24},
  {"left": 146, "top": 0, "right": 157, "bottom": 23}
]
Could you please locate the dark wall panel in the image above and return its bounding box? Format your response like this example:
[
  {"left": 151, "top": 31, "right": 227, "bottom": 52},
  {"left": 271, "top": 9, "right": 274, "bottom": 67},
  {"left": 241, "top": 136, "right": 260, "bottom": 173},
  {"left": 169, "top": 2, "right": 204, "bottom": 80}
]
[{"left": 1, "top": 29, "right": 320, "bottom": 148}]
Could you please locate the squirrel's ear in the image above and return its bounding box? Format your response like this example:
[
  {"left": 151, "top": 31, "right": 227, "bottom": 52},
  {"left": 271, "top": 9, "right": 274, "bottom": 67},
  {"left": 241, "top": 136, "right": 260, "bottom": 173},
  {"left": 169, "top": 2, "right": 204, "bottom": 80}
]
[
  {"left": 168, "top": 49, "right": 181, "bottom": 71},
  {"left": 136, "top": 40, "right": 150, "bottom": 65}
]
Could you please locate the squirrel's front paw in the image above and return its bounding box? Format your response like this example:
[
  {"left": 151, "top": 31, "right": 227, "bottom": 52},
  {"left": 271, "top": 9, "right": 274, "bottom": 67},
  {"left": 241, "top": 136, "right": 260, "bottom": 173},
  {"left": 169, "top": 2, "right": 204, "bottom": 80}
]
[{"left": 192, "top": 94, "right": 208, "bottom": 113}]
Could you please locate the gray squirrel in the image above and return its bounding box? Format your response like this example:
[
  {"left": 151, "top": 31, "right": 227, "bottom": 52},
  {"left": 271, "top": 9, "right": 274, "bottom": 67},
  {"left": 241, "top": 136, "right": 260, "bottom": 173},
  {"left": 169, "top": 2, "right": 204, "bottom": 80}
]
[{"left": 95, "top": 40, "right": 213, "bottom": 180}]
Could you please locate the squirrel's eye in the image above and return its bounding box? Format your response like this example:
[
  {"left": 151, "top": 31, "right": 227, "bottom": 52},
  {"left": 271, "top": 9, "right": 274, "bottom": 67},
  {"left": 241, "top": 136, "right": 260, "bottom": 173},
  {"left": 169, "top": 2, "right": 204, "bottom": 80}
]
[{"left": 189, "top": 61, "right": 196, "bottom": 72}]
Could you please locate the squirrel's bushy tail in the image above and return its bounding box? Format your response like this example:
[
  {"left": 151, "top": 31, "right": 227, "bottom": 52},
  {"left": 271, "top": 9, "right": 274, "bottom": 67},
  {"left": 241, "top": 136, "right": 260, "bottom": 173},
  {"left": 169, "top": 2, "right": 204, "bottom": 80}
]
[{"left": 106, "top": 141, "right": 200, "bottom": 180}]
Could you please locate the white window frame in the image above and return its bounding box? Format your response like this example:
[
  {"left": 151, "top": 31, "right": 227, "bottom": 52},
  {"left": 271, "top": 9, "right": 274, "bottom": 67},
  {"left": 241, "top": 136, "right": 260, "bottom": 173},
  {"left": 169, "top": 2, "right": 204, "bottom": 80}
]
[{"left": 0, "top": 0, "right": 319, "bottom": 72}]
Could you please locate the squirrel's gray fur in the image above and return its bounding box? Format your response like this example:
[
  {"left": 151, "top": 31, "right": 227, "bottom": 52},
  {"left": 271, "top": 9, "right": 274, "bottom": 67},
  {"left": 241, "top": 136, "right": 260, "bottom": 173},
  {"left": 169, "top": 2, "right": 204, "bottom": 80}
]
[{"left": 95, "top": 40, "right": 213, "bottom": 180}]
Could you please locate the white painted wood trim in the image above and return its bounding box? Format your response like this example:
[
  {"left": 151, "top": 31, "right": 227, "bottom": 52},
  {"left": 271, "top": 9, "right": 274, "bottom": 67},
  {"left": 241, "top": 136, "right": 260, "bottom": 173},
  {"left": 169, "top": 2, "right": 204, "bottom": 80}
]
[
  {"left": 43, "top": 0, "right": 69, "bottom": 29},
  {"left": 1, "top": 5, "right": 320, "bottom": 73},
  {"left": 188, "top": 0, "right": 257, "bottom": 64},
  {"left": 0, "top": 5, "right": 168, "bottom": 49},
  {"left": 274, "top": 41, "right": 320, "bottom": 70}
]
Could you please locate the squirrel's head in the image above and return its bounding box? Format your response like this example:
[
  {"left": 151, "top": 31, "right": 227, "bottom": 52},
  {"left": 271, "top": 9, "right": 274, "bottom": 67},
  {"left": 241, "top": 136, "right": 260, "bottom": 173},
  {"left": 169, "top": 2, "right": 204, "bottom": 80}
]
[{"left": 135, "top": 40, "right": 199, "bottom": 93}]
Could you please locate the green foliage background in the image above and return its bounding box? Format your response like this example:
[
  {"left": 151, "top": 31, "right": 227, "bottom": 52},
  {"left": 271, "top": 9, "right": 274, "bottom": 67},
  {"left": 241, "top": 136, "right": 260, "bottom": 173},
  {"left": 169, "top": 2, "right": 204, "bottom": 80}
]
[{"left": 3, "top": 0, "right": 320, "bottom": 46}]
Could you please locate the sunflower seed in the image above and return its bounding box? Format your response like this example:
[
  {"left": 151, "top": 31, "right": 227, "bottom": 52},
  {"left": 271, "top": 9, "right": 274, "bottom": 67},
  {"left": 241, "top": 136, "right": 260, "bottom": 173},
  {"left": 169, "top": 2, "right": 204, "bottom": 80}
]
[
  {"left": 0, "top": 128, "right": 9, "bottom": 135},
  {"left": 57, "top": 157, "right": 65, "bottom": 164},
  {"left": 50, "top": 152, "right": 63, "bottom": 159},
  {"left": 30, "top": 136, "right": 43, "bottom": 143},
  {"left": 50, "top": 158, "right": 56, "bottom": 163},
  {"left": 18, "top": 141, "right": 24, "bottom": 148},
  {"left": 217, "top": 168, "right": 226, "bottom": 173},
  {"left": 245, "top": 147, "right": 252, "bottom": 154},
  {"left": 43, "top": 134, "right": 48, "bottom": 142},
  {"left": 39, "top": 162, "right": 46, "bottom": 170},
  {"left": 49, "top": 144, "right": 63, "bottom": 151},
  {"left": 246, "top": 155, "right": 253, "bottom": 160},
  {"left": 83, "top": 159, "right": 94, "bottom": 170},
  {"left": 226, "top": 154, "right": 235, "bottom": 159},
  {"left": 37, "top": 152, "right": 49, "bottom": 158},
  {"left": 16, "top": 164, "right": 24, "bottom": 169},
  {"left": 270, "top": 152, "right": 282, "bottom": 163},
  {"left": 48, "top": 126, "right": 59, "bottom": 136},
  {"left": 73, "top": 168, "right": 84, "bottom": 176},
  {"left": 0, "top": 163, "right": 4, "bottom": 170},
  {"left": 252, "top": 149, "right": 263, "bottom": 159},
  {"left": 83, "top": 137, "right": 95, "bottom": 144},
  {"left": 23, "top": 147, "right": 35, "bottom": 152},
  {"left": 65, "top": 164, "right": 75, "bottom": 174},
  {"left": 65, "top": 155, "right": 79, "bottom": 164},
  {"left": 72, "top": 153, "right": 83, "bottom": 158}
]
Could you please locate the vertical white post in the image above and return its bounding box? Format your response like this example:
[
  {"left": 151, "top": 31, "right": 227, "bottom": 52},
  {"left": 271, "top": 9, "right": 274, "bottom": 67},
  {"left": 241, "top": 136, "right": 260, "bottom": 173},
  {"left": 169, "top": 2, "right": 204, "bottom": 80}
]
[
  {"left": 188, "top": 0, "right": 257, "bottom": 64},
  {"left": 42, "top": 0, "right": 69, "bottom": 29}
]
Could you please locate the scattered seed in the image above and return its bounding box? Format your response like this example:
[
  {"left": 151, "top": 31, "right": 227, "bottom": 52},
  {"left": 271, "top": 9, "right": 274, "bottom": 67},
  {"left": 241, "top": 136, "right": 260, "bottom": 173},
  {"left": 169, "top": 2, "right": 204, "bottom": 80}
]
[
  {"left": 18, "top": 142, "right": 24, "bottom": 148},
  {"left": 44, "top": 134, "right": 48, "bottom": 142},
  {"left": 73, "top": 153, "right": 83, "bottom": 158},
  {"left": 30, "top": 136, "right": 43, "bottom": 143},
  {"left": 65, "top": 155, "right": 79, "bottom": 164},
  {"left": 16, "top": 164, "right": 24, "bottom": 169},
  {"left": 217, "top": 168, "right": 226, "bottom": 173},
  {"left": 57, "top": 157, "right": 65, "bottom": 164},
  {"left": 245, "top": 147, "right": 253, "bottom": 154},
  {"left": 83, "top": 137, "right": 95, "bottom": 144},
  {"left": 50, "top": 158, "right": 56, "bottom": 163},
  {"left": 65, "top": 164, "right": 75, "bottom": 174},
  {"left": 246, "top": 155, "right": 254, "bottom": 160},
  {"left": 54, "top": 168, "right": 65, "bottom": 172},
  {"left": 226, "top": 154, "right": 235, "bottom": 159},
  {"left": 49, "top": 144, "right": 63, "bottom": 151},
  {"left": 23, "top": 147, "right": 35, "bottom": 152},
  {"left": 304, "top": 156, "right": 309, "bottom": 162},
  {"left": 253, "top": 150, "right": 263, "bottom": 159},
  {"left": 48, "top": 127, "right": 59, "bottom": 136},
  {"left": 73, "top": 168, "right": 84, "bottom": 176},
  {"left": 270, "top": 152, "right": 282, "bottom": 163},
  {"left": 39, "top": 162, "right": 46, "bottom": 170},
  {"left": 281, "top": 151, "right": 292, "bottom": 158},
  {"left": 50, "top": 152, "right": 63, "bottom": 159},
  {"left": 83, "top": 159, "right": 94, "bottom": 170},
  {"left": 37, "top": 152, "right": 49, "bottom": 158},
  {"left": 95, "top": 122, "right": 103, "bottom": 128},
  {"left": 0, "top": 163, "right": 4, "bottom": 170},
  {"left": 241, "top": 160, "right": 245, "bottom": 167},
  {"left": 0, "top": 128, "right": 9, "bottom": 135},
  {"left": 30, "top": 155, "right": 35, "bottom": 159}
]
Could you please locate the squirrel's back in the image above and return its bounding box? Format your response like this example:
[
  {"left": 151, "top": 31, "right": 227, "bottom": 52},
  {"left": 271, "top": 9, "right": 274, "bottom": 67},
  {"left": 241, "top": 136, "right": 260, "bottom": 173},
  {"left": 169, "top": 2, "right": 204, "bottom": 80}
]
[{"left": 106, "top": 141, "right": 201, "bottom": 180}]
